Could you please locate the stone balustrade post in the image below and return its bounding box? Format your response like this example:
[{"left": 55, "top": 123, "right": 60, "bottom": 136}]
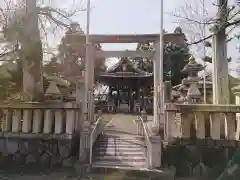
[
  {"left": 55, "top": 109, "right": 63, "bottom": 134},
  {"left": 32, "top": 109, "right": 42, "bottom": 133},
  {"left": 141, "top": 110, "right": 147, "bottom": 122},
  {"left": 164, "top": 81, "right": 172, "bottom": 103},
  {"left": 2, "top": 109, "right": 12, "bottom": 132},
  {"left": 79, "top": 112, "right": 91, "bottom": 163},
  {"left": 231, "top": 85, "right": 240, "bottom": 139},
  {"left": 149, "top": 109, "right": 162, "bottom": 169},
  {"left": 136, "top": 116, "right": 143, "bottom": 136},
  {"left": 95, "top": 110, "right": 102, "bottom": 122},
  {"left": 22, "top": 109, "right": 32, "bottom": 133},
  {"left": 150, "top": 135, "right": 162, "bottom": 168},
  {"left": 12, "top": 109, "right": 21, "bottom": 133},
  {"left": 43, "top": 109, "right": 53, "bottom": 134}
]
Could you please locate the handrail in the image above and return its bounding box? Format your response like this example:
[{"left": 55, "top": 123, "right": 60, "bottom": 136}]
[
  {"left": 89, "top": 116, "right": 103, "bottom": 165},
  {"left": 138, "top": 116, "right": 152, "bottom": 169}
]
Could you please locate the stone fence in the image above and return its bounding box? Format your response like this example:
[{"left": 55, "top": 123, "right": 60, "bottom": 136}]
[
  {"left": 0, "top": 102, "right": 82, "bottom": 168},
  {"left": 0, "top": 102, "right": 81, "bottom": 139},
  {"left": 165, "top": 104, "right": 239, "bottom": 146}
]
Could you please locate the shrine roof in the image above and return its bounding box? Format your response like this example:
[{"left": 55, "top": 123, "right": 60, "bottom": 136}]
[{"left": 99, "top": 57, "right": 152, "bottom": 78}]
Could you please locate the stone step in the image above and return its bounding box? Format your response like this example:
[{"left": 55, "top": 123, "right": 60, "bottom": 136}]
[
  {"left": 92, "top": 160, "right": 146, "bottom": 168},
  {"left": 93, "top": 134, "right": 147, "bottom": 169},
  {"left": 95, "top": 144, "right": 145, "bottom": 149},
  {"left": 94, "top": 146, "right": 145, "bottom": 152},
  {"left": 97, "top": 137, "right": 143, "bottom": 143},
  {"left": 100, "top": 134, "right": 139, "bottom": 138},
  {"left": 97, "top": 138, "right": 142, "bottom": 142},
  {"left": 101, "top": 135, "right": 141, "bottom": 140},
  {"left": 93, "top": 155, "right": 146, "bottom": 162},
  {"left": 98, "top": 137, "right": 142, "bottom": 142},
  {"left": 97, "top": 139, "right": 144, "bottom": 145},
  {"left": 93, "top": 151, "right": 145, "bottom": 156},
  {"left": 92, "top": 161, "right": 146, "bottom": 169},
  {"left": 88, "top": 166, "right": 176, "bottom": 180},
  {"left": 96, "top": 141, "right": 144, "bottom": 147}
]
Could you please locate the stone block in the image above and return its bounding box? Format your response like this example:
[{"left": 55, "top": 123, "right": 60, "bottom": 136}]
[{"left": 150, "top": 135, "right": 162, "bottom": 168}]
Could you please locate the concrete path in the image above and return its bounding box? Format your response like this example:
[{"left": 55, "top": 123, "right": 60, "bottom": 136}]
[{"left": 104, "top": 114, "right": 139, "bottom": 136}]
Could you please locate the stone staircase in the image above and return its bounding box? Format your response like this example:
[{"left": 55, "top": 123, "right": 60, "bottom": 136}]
[
  {"left": 89, "top": 133, "right": 175, "bottom": 180},
  {"left": 92, "top": 133, "right": 147, "bottom": 169},
  {"left": 87, "top": 114, "right": 176, "bottom": 180}
]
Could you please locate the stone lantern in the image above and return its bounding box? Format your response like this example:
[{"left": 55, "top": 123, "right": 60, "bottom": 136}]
[
  {"left": 44, "top": 80, "right": 63, "bottom": 102},
  {"left": 182, "top": 56, "right": 205, "bottom": 103}
]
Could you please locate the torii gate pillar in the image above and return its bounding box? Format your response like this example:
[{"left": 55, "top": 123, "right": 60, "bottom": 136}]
[{"left": 84, "top": 43, "right": 95, "bottom": 123}]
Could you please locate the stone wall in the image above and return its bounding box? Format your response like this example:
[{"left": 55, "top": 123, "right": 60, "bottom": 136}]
[
  {"left": 0, "top": 136, "right": 80, "bottom": 168},
  {"left": 0, "top": 102, "right": 82, "bottom": 168}
]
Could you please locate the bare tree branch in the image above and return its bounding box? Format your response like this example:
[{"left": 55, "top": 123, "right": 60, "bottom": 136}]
[
  {"left": 188, "top": 18, "right": 240, "bottom": 45},
  {"left": 171, "top": 0, "right": 240, "bottom": 52}
]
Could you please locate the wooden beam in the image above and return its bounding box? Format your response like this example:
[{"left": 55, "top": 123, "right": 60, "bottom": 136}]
[
  {"left": 65, "top": 33, "right": 185, "bottom": 44},
  {"left": 95, "top": 50, "right": 154, "bottom": 58}
]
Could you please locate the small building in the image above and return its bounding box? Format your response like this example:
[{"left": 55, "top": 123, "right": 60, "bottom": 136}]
[{"left": 98, "top": 57, "right": 152, "bottom": 113}]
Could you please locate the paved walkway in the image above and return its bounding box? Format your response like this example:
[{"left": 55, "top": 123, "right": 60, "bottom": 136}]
[{"left": 105, "top": 114, "right": 139, "bottom": 136}]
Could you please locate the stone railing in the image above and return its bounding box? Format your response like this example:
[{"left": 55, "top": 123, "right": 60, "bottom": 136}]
[
  {"left": 165, "top": 104, "right": 239, "bottom": 145},
  {"left": 0, "top": 102, "right": 81, "bottom": 139},
  {"left": 89, "top": 111, "right": 104, "bottom": 165},
  {"left": 137, "top": 111, "right": 152, "bottom": 169}
]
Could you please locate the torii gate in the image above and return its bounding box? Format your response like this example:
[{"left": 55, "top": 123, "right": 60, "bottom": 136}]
[{"left": 65, "top": 32, "right": 185, "bottom": 133}]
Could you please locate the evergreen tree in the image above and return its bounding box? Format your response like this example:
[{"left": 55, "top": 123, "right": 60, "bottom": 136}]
[{"left": 133, "top": 27, "right": 190, "bottom": 86}]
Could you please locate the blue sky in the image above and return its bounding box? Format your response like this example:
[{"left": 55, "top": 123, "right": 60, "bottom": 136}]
[{"left": 49, "top": 0, "right": 240, "bottom": 65}]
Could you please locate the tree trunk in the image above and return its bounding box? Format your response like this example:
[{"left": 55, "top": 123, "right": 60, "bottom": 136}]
[{"left": 22, "top": 0, "right": 43, "bottom": 101}]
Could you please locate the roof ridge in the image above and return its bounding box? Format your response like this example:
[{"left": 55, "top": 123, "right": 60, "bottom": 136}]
[{"left": 106, "top": 57, "right": 150, "bottom": 75}]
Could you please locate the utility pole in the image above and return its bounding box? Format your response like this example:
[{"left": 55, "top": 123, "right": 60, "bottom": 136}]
[
  {"left": 79, "top": 0, "right": 94, "bottom": 163},
  {"left": 159, "top": 0, "right": 165, "bottom": 137},
  {"left": 84, "top": 0, "right": 95, "bottom": 124},
  {"left": 202, "top": 0, "right": 207, "bottom": 104},
  {"left": 212, "top": 0, "right": 230, "bottom": 104},
  {"left": 153, "top": 0, "right": 164, "bottom": 135}
]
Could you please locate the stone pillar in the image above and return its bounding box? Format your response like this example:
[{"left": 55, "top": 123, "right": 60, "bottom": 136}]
[
  {"left": 231, "top": 84, "right": 240, "bottom": 139},
  {"left": 75, "top": 78, "right": 85, "bottom": 104},
  {"left": 75, "top": 77, "right": 85, "bottom": 131},
  {"left": 150, "top": 136, "right": 162, "bottom": 168},
  {"left": 141, "top": 110, "right": 147, "bottom": 122},
  {"left": 95, "top": 110, "right": 102, "bottom": 121},
  {"left": 182, "top": 57, "right": 204, "bottom": 103},
  {"left": 151, "top": 42, "right": 163, "bottom": 168},
  {"left": 84, "top": 44, "right": 95, "bottom": 124},
  {"left": 164, "top": 81, "right": 172, "bottom": 102},
  {"left": 79, "top": 119, "right": 91, "bottom": 163},
  {"left": 152, "top": 41, "right": 160, "bottom": 132},
  {"left": 32, "top": 109, "right": 42, "bottom": 133}
]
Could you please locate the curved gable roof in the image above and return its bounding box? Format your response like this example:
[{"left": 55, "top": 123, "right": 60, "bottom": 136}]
[{"left": 105, "top": 57, "right": 152, "bottom": 76}]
